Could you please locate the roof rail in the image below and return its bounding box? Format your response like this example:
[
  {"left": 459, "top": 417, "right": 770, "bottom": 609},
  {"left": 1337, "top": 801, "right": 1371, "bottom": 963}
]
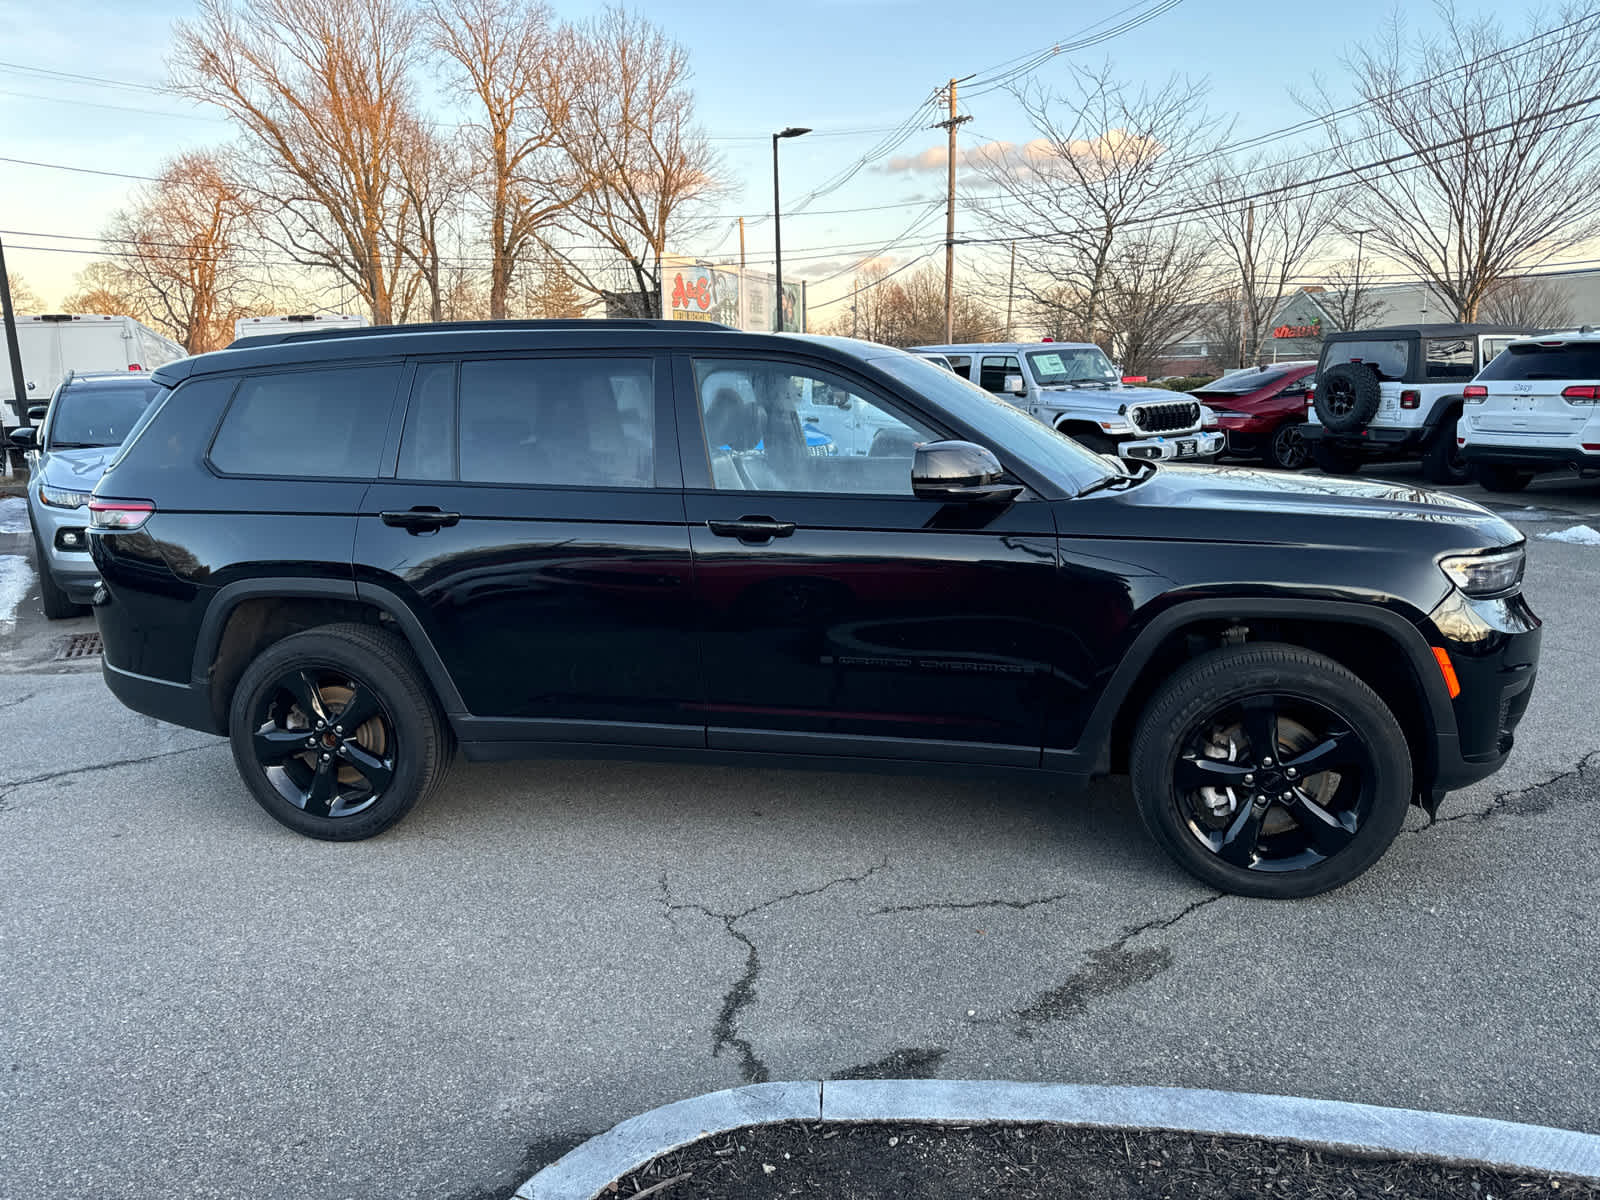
[{"left": 226, "top": 317, "right": 740, "bottom": 349}]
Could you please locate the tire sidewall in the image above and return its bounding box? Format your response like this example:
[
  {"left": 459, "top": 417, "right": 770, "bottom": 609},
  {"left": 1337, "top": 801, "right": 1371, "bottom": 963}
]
[
  {"left": 1314, "top": 364, "right": 1381, "bottom": 433},
  {"left": 1131, "top": 650, "right": 1413, "bottom": 899},
  {"left": 1422, "top": 415, "right": 1470, "bottom": 484},
  {"left": 228, "top": 632, "right": 435, "bottom": 840}
]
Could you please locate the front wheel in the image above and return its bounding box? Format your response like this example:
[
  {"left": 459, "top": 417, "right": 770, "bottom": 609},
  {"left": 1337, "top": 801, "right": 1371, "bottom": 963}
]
[
  {"left": 1265, "top": 422, "right": 1309, "bottom": 470},
  {"left": 1475, "top": 464, "right": 1535, "bottom": 493},
  {"left": 31, "top": 525, "right": 86, "bottom": 620},
  {"left": 1066, "top": 427, "right": 1117, "bottom": 457},
  {"left": 1130, "top": 644, "right": 1412, "bottom": 898},
  {"left": 228, "top": 623, "right": 452, "bottom": 840}
]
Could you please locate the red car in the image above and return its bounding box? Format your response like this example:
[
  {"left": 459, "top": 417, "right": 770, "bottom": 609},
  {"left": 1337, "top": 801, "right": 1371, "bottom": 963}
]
[{"left": 1192, "top": 362, "right": 1318, "bottom": 470}]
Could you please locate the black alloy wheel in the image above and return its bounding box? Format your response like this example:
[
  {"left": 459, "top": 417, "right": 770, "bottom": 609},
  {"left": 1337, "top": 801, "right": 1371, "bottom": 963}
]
[
  {"left": 1131, "top": 644, "right": 1411, "bottom": 898},
  {"left": 228, "top": 623, "right": 451, "bottom": 839},
  {"left": 1421, "top": 415, "right": 1471, "bottom": 485},
  {"left": 1266, "top": 422, "right": 1309, "bottom": 470}
]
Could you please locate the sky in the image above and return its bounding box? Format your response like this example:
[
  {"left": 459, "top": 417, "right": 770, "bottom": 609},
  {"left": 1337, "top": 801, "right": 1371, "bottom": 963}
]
[{"left": 0, "top": 0, "right": 1505, "bottom": 320}]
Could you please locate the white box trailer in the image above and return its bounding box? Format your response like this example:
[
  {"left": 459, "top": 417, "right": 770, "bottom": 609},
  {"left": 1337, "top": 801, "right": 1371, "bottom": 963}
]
[
  {"left": 2, "top": 314, "right": 185, "bottom": 425},
  {"left": 233, "top": 313, "right": 368, "bottom": 342}
]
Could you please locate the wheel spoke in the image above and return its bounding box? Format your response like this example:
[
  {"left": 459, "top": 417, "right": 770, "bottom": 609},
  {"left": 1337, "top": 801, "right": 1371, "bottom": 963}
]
[
  {"left": 282, "top": 670, "right": 330, "bottom": 725},
  {"left": 1215, "top": 800, "right": 1267, "bottom": 868},
  {"left": 1290, "top": 791, "right": 1358, "bottom": 857},
  {"left": 1175, "top": 755, "right": 1253, "bottom": 791},
  {"left": 1239, "top": 696, "right": 1280, "bottom": 764},
  {"left": 253, "top": 726, "right": 311, "bottom": 767},
  {"left": 1282, "top": 731, "right": 1360, "bottom": 778},
  {"left": 302, "top": 757, "right": 338, "bottom": 817},
  {"left": 338, "top": 743, "right": 393, "bottom": 796},
  {"left": 334, "top": 683, "right": 383, "bottom": 731}
]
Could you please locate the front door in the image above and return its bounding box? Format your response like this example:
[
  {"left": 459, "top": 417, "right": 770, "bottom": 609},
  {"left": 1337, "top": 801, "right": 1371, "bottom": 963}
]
[
  {"left": 356, "top": 353, "right": 701, "bottom": 746},
  {"left": 678, "top": 353, "right": 1059, "bottom": 765}
]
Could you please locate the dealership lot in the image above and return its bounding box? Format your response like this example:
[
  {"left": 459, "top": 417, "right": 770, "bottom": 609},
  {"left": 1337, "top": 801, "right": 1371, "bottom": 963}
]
[{"left": 2, "top": 472, "right": 1599, "bottom": 1200}]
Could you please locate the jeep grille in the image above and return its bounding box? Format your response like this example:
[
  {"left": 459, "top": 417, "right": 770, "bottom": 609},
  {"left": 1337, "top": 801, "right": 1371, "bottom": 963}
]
[{"left": 1130, "top": 401, "right": 1199, "bottom": 434}]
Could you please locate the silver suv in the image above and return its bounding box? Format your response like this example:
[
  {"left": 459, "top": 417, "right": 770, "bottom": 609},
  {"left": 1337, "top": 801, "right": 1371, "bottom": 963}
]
[
  {"left": 7, "top": 371, "right": 164, "bottom": 618},
  {"left": 914, "top": 341, "right": 1223, "bottom": 462}
]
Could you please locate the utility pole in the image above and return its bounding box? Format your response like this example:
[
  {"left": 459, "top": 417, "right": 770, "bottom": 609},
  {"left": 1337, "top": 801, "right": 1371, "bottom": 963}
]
[
  {"left": 738, "top": 217, "right": 746, "bottom": 272},
  {"left": 936, "top": 77, "right": 973, "bottom": 343},
  {"left": 1005, "top": 241, "right": 1016, "bottom": 340},
  {"left": 0, "top": 235, "right": 31, "bottom": 476},
  {"left": 1237, "top": 201, "right": 1255, "bottom": 367}
]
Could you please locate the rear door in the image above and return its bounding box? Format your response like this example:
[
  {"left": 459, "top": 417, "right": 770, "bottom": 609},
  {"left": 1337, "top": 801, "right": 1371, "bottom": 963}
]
[{"left": 355, "top": 352, "right": 702, "bottom": 745}]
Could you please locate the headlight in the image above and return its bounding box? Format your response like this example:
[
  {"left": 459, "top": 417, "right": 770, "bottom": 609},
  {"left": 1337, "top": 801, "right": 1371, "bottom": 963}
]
[
  {"left": 39, "top": 485, "right": 94, "bottom": 509},
  {"left": 1201, "top": 409, "right": 1220, "bottom": 428},
  {"left": 1440, "top": 548, "right": 1524, "bottom": 598}
]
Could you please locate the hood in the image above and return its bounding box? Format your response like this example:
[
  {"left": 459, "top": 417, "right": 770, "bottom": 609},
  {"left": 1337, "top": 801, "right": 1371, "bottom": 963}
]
[
  {"left": 1073, "top": 463, "right": 1521, "bottom": 551},
  {"left": 40, "top": 446, "right": 120, "bottom": 489}
]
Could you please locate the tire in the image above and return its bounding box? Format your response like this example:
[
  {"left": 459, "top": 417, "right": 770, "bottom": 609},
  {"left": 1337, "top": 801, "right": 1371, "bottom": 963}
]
[
  {"left": 1313, "top": 363, "right": 1382, "bottom": 433},
  {"left": 1265, "top": 421, "right": 1309, "bottom": 470},
  {"left": 31, "top": 524, "right": 86, "bottom": 620},
  {"left": 1130, "top": 643, "right": 1412, "bottom": 899},
  {"left": 1068, "top": 428, "right": 1117, "bottom": 457},
  {"left": 227, "top": 622, "right": 452, "bottom": 840},
  {"left": 1475, "top": 464, "right": 1535, "bottom": 493},
  {"left": 1420, "top": 414, "right": 1470, "bottom": 485},
  {"left": 1312, "top": 443, "right": 1363, "bottom": 475}
]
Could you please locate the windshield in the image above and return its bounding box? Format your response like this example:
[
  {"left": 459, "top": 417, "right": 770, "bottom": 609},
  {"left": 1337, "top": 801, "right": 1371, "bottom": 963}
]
[
  {"left": 1195, "top": 367, "right": 1301, "bottom": 395},
  {"left": 47, "top": 381, "right": 163, "bottom": 449},
  {"left": 872, "top": 350, "right": 1120, "bottom": 493},
  {"left": 1026, "top": 347, "right": 1118, "bottom": 386}
]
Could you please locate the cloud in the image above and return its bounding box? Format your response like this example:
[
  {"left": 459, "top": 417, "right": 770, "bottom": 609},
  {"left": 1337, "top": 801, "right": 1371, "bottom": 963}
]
[
  {"left": 794, "top": 254, "right": 898, "bottom": 280},
  {"left": 880, "top": 132, "right": 1152, "bottom": 177}
]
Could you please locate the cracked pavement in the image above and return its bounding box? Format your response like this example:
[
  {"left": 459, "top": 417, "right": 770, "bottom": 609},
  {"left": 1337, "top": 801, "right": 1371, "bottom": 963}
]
[{"left": 2, "top": 476, "right": 1600, "bottom": 1200}]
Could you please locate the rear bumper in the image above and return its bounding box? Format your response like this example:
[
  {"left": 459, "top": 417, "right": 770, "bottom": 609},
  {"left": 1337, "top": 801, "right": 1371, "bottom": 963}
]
[
  {"left": 1303, "top": 424, "right": 1430, "bottom": 453},
  {"left": 101, "top": 658, "right": 221, "bottom": 734},
  {"left": 1463, "top": 443, "right": 1598, "bottom": 470}
]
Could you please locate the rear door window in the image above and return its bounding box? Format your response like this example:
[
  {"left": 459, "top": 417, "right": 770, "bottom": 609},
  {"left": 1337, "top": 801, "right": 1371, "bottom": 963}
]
[
  {"left": 1424, "top": 338, "right": 1476, "bottom": 380},
  {"left": 209, "top": 364, "right": 400, "bottom": 478},
  {"left": 1322, "top": 340, "right": 1411, "bottom": 380},
  {"left": 1476, "top": 341, "right": 1600, "bottom": 380},
  {"left": 979, "top": 355, "right": 1022, "bottom": 393},
  {"left": 945, "top": 354, "right": 973, "bottom": 379}
]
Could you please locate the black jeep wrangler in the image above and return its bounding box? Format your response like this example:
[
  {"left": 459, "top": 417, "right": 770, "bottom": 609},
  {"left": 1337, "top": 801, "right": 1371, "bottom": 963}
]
[{"left": 87, "top": 320, "right": 1540, "bottom": 898}]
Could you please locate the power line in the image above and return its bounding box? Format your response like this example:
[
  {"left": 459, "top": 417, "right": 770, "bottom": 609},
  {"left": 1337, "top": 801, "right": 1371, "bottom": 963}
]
[
  {"left": 0, "top": 59, "right": 168, "bottom": 94},
  {"left": 0, "top": 86, "right": 225, "bottom": 123}
]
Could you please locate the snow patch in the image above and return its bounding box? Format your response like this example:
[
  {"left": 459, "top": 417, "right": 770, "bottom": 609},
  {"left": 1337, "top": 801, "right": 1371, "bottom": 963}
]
[
  {"left": 1540, "top": 524, "right": 1600, "bottom": 546},
  {"left": 0, "top": 496, "right": 29, "bottom": 534},
  {"left": 0, "top": 553, "right": 32, "bottom": 628}
]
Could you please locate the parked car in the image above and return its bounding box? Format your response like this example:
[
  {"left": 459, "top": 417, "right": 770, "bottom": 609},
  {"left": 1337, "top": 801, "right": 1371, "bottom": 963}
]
[
  {"left": 1192, "top": 362, "right": 1317, "bottom": 469},
  {"left": 1, "top": 313, "right": 183, "bottom": 430},
  {"left": 1460, "top": 327, "right": 1600, "bottom": 491},
  {"left": 88, "top": 319, "right": 1539, "bottom": 898},
  {"left": 911, "top": 351, "right": 957, "bottom": 373},
  {"left": 1303, "top": 324, "right": 1528, "bottom": 481},
  {"left": 7, "top": 371, "right": 165, "bottom": 617},
  {"left": 913, "top": 341, "right": 1224, "bottom": 463}
]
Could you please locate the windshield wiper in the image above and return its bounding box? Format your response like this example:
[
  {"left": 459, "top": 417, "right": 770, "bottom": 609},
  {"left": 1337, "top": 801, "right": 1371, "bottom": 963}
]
[
  {"left": 45, "top": 440, "right": 103, "bottom": 449},
  {"left": 1076, "top": 459, "right": 1155, "bottom": 497}
]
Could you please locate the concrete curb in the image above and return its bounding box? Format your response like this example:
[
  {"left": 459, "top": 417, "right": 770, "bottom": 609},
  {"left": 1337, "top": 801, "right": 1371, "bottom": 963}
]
[{"left": 516, "top": 1080, "right": 1600, "bottom": 1200}]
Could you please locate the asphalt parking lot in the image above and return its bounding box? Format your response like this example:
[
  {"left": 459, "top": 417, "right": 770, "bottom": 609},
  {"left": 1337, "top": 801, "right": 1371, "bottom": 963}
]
[{"left": 2, "top": 467, "right": 1599, "bottom": 1200}]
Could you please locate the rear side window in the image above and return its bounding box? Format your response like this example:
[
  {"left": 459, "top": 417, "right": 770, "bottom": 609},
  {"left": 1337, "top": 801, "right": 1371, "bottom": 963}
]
[
  {"left": 979, "top": 355, "right": 1021, "bottom": 392},
  {"left": 209, "top": 364, "right": 400, "bottom": 478},
  {"left": 946, "top": 354, "right": 972, "bottom": 377},
  {"left": 396, "top": 361, "right": 457, "bottom": 481},
  {"left": 453, "top": 357, "right": 654, "bottom": 488},
  {"left": 1477, "top": 341, "right": 1600, "bottom": 381},
  {"left": 1322, "top": 339, "right": 1410, "bottom": 380},
  {"left": 1424, "top": 337, "right": 1475, "bottom": 379}
]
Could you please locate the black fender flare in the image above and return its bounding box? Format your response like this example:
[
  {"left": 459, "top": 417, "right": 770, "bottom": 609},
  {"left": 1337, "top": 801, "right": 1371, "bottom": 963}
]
[
  {"left": 190, "top": 577, "right": 468, "bottom": 717},
  {"left": 1420, "top": 394, "right": 1465, "bottom": 441}
]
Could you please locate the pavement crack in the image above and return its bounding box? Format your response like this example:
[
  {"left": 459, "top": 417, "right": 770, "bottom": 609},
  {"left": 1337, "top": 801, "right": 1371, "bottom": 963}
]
[
  {"left": 1011, "top": 892, "right": 1224, "bottom": 1038},
  {"left": 1414, "top": 750, "right": 1600, "bottom": 832},
  {"left": 873, "top": 889, "right": 1077, "bottom": 916},
  {"left": 0, "top": 741, "right": 220, "bottom": 799},
  {"left": 660, "top": 856, "right": 890, "bottom": 1085}
]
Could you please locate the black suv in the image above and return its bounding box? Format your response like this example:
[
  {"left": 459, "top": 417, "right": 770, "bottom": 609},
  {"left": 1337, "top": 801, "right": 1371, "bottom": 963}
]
[{"left": 88, "top": 320, "right": 1541, "bottom": 898}]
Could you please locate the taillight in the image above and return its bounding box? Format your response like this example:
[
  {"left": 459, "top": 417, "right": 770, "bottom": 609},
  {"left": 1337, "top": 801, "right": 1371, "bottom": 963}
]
[
  {"left": 128, "top": 363, "right": 143, "bottom": 371},
  {"left": 88, "top": 499, "right": 155, "bottom": 530},
  {"left": 1562, "top": 385, "right": 1599, "bottom": 404},
  {"left": 1463, "top": 385, "right": 1488, "bottom": 401},
  {"left": 1400, "top": 390, "right": 1421, "bottom": 409}
]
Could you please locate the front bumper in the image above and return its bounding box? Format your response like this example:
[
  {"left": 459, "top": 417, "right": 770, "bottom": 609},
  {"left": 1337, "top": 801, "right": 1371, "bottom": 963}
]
[
  {"left": 28, "top": 494, "right": 100, "bottom": 600},
  {"left": 1118, "top": 430, "right": 1224, "bottom": 462}
]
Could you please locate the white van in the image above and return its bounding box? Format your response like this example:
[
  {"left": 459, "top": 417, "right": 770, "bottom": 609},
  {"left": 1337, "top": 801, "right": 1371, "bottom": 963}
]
[
  {"left": 2, "top": 314, "right": 185, "bottom": 426},
  {"left": 233, "top": 313, "right": 368, "bottom": 342}
]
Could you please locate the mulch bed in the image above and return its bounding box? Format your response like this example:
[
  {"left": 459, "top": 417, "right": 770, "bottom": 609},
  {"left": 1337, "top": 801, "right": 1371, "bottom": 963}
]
[{"left": 598, "top": 1122, "right": 1600, "bottom": 1199}]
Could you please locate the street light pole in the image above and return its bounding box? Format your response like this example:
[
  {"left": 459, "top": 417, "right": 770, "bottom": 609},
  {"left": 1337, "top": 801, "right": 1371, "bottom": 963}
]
[{"left": 772, "top": 126, "right": 811, "bottom": 332}]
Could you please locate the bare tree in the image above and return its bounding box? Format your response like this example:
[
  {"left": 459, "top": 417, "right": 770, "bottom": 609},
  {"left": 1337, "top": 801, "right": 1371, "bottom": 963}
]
[
  {"left": 60, "top": 262, "right": 149, "bottom": 320},
  {"left": 1198, "top": 154, "right": 1338, "bottom": 366},
  {"left": 1480, "top": 274, "right": 1576, "bottom": 328},
  {"left": 968, "top": 64, "right": 1225, "bottom": 348},
  {"left": 1309, "top": 3, "right": 1600, "bottom": 321},
  {"left": 553, "top": 7, "right": 723, "bottom": 317},
  {"left": 1102, "top": 228, "right": 1213, "bottom": 377},
  {"left": 820, "top": 263, "right": 998, "bottom": 347},
  {"left": 172, "top": 0, "right": 422, "bottom": 323},
  {"left": 100, "top": 151, "right": 264, "bottom": 353},
  {"left": 429, "top": 0, "right": 581, "bottom": 319},
  {"left": 394, "top": 119, "right": 468, "bottom": 323},
  {"left": 819, "top": 264, "right": 893, "bottom": 343},
  {"left": 1314, "top": 259, "right": 1391, "bottom": 332},
  {"left": 4, "top": 273, "right": 41, "bottom": 316}
]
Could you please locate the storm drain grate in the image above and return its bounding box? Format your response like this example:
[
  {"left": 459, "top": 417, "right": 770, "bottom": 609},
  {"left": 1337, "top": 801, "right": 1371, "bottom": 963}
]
[{"left": 56, "top": 632, "right": 103, "bottom": 660}]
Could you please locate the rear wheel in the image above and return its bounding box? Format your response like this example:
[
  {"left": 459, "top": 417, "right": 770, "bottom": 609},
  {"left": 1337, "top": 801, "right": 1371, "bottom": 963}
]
[
  {"left": 1475, "top": 464, "right": 1535, "bottom": 493},
  {"left": 1312, "top": 443, "right": 1363, "bottom": 475},
  {"left": 1265, "top": 422, "right": 1309, "bottom": 470},
  {"left": 31, "top": 525, "right": 86, "bottom": 620},
  {"left": 228, "top": 623, "right": 451, "bottom": 840},
  {"left": 1421, "top": 415, "right": 1470, "bottom": 484},
  {"left": 1130, "top": 644, "right": 1412, "bottom": 899}
]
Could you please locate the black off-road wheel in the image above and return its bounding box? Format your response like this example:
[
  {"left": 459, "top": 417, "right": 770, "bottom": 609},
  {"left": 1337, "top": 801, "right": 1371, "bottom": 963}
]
[
  {"left": 1312, "top": 443, "right": 1364, "bottom": 475},
  {"left": 1265, "top": 421, "right": 1309, "bottom": 470},
  {"left": 1421, "top": 415, "right": 1470, "bottom": 484},
  {"left": 228, "top": 623, "right": 452, "bottom": 840},
  {"left": 31, "top": 524, "right": 86, "bottom": 620},
  {"left": 1314, "top": 363, "right": 1382, "bottom": 433},
  {"left": 1130, "top": 644, "right": 1412, "bottom": 899},
  {"left": 1475, "top": 464, "right": 1535, "bottom": 493}
]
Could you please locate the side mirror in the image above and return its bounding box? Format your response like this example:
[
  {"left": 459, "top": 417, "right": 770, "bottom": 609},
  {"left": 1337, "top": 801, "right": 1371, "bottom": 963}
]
[
  {"left": 27, "top": 405, "right": 47, "bottom": 422},
  {"left": 1003, "top": 373, "right": 1026, "bottom": 396},
  {"left": 8, "top": 426, "right": 38, "bottom": 451},
  {"left": 912, "top": 440, "right": 1023, "bottom": 504}
]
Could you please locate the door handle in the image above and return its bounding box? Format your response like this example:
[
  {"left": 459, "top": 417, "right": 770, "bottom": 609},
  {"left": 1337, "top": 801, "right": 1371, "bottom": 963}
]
[
  {"left": 381, "top": 507, "right": 461, "bottom": 533},
  {"left": 706, "top": 516, "right": 797, "bottom": 544}
]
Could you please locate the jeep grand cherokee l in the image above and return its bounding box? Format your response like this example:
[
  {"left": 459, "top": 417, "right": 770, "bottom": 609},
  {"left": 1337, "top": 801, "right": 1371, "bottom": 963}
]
[{"left": 88, "top": 320, "right": 1541, "bottom": 899}]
